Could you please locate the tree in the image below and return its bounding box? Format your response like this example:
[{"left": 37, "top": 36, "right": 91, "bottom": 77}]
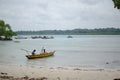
[
  {"left": 0, "top": 20, "right": 17, "bottom": 40},
  {"left": 0, "top": 20, "right": 5, "bottom": 37},
  {"left": 112, "top": 0, "right": 120, "bottom": 9}
]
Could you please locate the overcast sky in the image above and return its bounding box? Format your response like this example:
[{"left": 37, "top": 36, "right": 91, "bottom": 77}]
[{"left": 0, "top": 0, "right": 120, "bottom": 31}]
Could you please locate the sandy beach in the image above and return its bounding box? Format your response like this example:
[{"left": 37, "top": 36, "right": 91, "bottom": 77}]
[{"left": 0, "top": 64, "right": 120, "bottom": 80}]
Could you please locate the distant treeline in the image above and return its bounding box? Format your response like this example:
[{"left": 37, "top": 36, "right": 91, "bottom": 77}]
[{"left": 16, "top": 28, "right": 120, "bottom": 35}]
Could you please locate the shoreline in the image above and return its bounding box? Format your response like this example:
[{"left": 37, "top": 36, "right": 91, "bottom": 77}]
[
  {"left": 0, "top": 64, "right": 120, "bottom": 80},
  {"left": 1, "top": 63, "right": 120, "bottom": 71}
]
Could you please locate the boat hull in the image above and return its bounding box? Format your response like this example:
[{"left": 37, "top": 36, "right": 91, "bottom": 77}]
[{"left": 26, "top": 51, "right": 55, "bottom": 59}]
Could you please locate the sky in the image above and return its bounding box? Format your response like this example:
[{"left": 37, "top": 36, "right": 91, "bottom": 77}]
[{"left": 0, "top": 0, "right": 120, "bottom": 31}]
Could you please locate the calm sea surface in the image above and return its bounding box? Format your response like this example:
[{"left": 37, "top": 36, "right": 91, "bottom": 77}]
[{"left": 0, "top": 35, "right": 120, "bottom": 69}]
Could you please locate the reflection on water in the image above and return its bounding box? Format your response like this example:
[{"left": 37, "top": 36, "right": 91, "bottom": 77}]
[{"left": 0, "top": 35, "right": 120, "bottom": 69}]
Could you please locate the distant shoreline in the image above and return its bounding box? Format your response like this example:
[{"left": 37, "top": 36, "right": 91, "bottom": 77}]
[{"left": 16, "top": 28, "right": 120, "bottom": 35}]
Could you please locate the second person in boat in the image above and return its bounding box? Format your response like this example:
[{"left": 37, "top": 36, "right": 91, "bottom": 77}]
[{"left": 32, "top": 49, "right": 36, "bottom": 55}]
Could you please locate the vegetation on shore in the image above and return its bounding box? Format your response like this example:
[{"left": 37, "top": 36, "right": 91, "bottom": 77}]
[
  {"left": 16, "top": 28, "right": 120, "bottom": 35},
  {"left": 0, "top": 20, "right": 17, "bottom": 40},
  {"left": 112, "top": 0, "right": 120, "bottom": 9}
]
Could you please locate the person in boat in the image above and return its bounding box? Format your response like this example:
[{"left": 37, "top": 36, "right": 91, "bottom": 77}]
[
  {"left": 43, "top": 49, "right": 46, "bottom": 53},
  {"left": 32, "top": 49, "right": 36, "bottom": 55}
]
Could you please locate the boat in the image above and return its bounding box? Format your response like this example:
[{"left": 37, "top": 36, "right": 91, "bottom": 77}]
[
  {"left": 26, "top": 51, "right": 55, "bottom": 59},
  {"left": 31, "top": 36, "right": 42, "bottom": 39},
  {"left": 67, "top": 35, "right": 73, "bottom": 38},
  {"left": 15, "top": 36, "right": 27, "bottom": 39},
  {"left": 41, "top": 36, "right": 54, "bottom": 39}
]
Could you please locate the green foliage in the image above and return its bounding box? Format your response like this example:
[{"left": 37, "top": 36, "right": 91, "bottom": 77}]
[
  {"left": 0, "top": 20, "right": 5, "bottom": 36},
  {"left": 112, "top": 0, "right": 120, "bottom": 9},
  {"left": 0, "top": 20, "right": 17, "bottom": 40}
]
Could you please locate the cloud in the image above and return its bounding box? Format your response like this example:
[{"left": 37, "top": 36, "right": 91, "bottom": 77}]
[
  {"left": 0, "top": 0, "right": 120, "bottom": 31},
  {"left": 80, "top": 0, "right": 102, "bottom": 5}
]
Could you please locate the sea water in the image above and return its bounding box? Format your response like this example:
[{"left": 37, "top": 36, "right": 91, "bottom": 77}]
[{"left": 0, "top": 35, "right": 120, "bottom": 69}]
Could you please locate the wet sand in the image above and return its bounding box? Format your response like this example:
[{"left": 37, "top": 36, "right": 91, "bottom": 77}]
[{"left": 0, "top": 64, "right": 120, "bottom": 80}]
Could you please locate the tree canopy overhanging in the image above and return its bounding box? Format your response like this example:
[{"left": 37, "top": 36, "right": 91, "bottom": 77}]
[
  {"left": 0, "top": 20, "right": 17, "bottom": 40},
  {"left": 112, "top": 0, "right": 120, "bottom": 9}
]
